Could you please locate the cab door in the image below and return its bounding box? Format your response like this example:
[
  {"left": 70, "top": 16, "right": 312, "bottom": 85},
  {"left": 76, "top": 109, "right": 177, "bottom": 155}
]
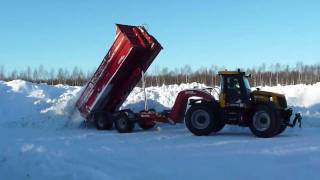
[
  {"left": 225, "top": 76, "right": 241, "bottom": 106},
  {"left": 222, "top": 75, "right": 251, "bottom": 124}
]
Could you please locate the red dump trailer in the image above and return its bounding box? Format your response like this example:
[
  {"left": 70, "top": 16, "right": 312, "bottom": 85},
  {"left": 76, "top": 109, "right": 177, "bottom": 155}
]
[
  {"left": 76, "top": 24, "right": 165, "bottom": 129},
  {"left": 76, "top": 24, "right": 162, "bottom": 118},
  {"left": 76, "top": 24, "right": 213, "bottom": 132}
]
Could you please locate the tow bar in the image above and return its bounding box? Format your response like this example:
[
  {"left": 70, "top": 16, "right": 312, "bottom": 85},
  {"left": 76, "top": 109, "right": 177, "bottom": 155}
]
[{"left": 287, "top": 113, "right": 302, "bottom": 128}]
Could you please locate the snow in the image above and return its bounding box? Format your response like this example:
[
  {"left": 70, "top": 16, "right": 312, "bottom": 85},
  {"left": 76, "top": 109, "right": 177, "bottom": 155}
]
[
  {"left": 0, "top": 80, "right": 319, "bottom": 180},
  {"left": 122, "top": 82, "right": 209, "bottom": 112}
]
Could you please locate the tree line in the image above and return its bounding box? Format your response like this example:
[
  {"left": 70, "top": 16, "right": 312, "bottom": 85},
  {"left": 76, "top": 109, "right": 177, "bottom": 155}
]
[
  {"left": 145, "top": 62, "right": 320, "bottom": 87},
  {"left": 0, "top": 62, "right": 320, "bottom": 87},
  {"left": 0, "top": 65, "right": 94, "bottom": 86}
]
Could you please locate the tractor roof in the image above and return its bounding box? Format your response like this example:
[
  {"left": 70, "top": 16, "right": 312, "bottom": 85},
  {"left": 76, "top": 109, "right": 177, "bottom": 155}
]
[{"left": 218, "top": 70, "right": 245, "bottom": 76}]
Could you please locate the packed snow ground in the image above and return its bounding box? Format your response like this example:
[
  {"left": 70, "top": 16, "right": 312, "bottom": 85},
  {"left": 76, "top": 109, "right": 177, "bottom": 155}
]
[{"left": 0, "top": 80, "right": 319, "bottom": 180}]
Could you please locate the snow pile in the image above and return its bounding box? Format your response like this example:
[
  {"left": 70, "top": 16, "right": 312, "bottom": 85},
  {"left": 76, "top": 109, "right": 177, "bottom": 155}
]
[
  {"left": 122, "top": 82, "right": 209, "bottom": 112},
  {"left": 258, "top": 83, "right": 320, "bottom": 108},
  {"left": 0, "top": 80, "right": 82, "bottom": 129}
]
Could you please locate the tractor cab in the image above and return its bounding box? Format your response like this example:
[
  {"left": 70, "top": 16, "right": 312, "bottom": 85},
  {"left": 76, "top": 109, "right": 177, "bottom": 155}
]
[{"left": 218, "top": 70, "right": 251, "bottom": 109}]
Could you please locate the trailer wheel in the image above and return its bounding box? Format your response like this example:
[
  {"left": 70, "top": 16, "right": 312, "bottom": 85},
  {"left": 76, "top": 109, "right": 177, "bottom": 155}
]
[
  {"left": 93, "top": 112, "right": 113, "bottom": 130},
  {"left": 185, "top": 103, "right": 219, "bottom": 136},
  {"left": 114, "top": 112, "right": 135, "bottom": 133},
  {"left": 249, "top": 103, "right": 281, "bottom": 138}
]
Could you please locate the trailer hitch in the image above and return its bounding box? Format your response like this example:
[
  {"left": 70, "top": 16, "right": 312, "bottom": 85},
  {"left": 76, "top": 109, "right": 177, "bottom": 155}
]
[{"left": 286, "top": 113, "right": 302, "bottom": 128}]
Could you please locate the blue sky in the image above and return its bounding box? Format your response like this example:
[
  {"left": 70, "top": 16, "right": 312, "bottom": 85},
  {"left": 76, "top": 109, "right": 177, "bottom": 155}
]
[{"left": 1, "top": 0, "right": 320, "bottom": 73}]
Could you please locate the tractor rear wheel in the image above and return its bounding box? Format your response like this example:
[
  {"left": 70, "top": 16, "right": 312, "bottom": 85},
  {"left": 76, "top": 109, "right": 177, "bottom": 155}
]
[
  {"left": 114, "top": 112, "right": 135, "bottom": 133},
  {"left": 93, "top": 112, "right": 113, "bottom": 130},
  {"left": 185, "top": 103, "right": 221, "bottom": 136},
  {"left": 249, "top": 103, "right": 281, "bottom": 138}
]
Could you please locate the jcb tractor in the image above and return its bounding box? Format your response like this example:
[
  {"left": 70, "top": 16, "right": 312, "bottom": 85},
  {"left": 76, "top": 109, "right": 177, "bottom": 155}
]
[{"left": 184, "top": 70, "right": 302, "bottom": 138}]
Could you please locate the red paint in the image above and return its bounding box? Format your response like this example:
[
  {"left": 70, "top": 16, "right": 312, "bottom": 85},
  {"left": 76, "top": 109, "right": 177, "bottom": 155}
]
[{"left": 136, "top": 89, "right": 214, "bottom": 124}]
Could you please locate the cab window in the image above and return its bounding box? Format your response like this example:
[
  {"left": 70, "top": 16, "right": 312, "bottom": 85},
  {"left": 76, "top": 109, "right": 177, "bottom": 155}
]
[{"left": 225, "top": 76, "right": 242, "bottom": 104}]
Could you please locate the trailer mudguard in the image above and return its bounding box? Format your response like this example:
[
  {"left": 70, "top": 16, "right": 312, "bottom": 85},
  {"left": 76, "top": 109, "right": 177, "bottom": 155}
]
[{"left": 168, "top": 89, "right": 215, "bottom": 123}]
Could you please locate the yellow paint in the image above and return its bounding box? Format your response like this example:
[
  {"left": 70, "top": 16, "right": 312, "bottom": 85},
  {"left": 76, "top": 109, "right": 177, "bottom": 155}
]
[
  {"left": 218, "top": 71, "right": 241, "bottom": 75},
  {"left": 251, "top": 90, "right": 286, "bottom": 109},
  {"left": 219, "top": 93, "right": 226, "bottom": 108}
]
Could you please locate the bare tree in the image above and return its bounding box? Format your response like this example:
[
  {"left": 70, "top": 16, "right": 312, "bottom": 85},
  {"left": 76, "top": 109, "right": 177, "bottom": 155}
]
[
  {"left": 27, "top": 66, "right": 32, "bottom": 81},
  {"left": 57, "top": 68, "right": 64, "bottom": 84},
  {"left": 10, "top": 70, "right": 18, "bottom": 80},
  {"left": 0, "top": 65, "right": 4, "bottom": 80},
  {"left": 49, "top": 68, "right": 55, "bottom": 85}
]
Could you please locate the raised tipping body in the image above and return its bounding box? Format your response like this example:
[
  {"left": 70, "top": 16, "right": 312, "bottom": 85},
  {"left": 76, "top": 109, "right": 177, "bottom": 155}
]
[{"left": 76, "top": 24, "right": 163, "bottom": 120}]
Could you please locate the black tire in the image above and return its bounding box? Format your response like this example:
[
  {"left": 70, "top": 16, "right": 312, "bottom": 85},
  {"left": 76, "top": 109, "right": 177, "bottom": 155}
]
[
  {"left": 212, "top": 123, "right": 225, "bottom": 133},
  {"left": 138, "top": 122, "right": 156, "bottom": 130},
  {"left": 185, "top": 103, "right": 221, "bottom": 136},
  {"left": 277, "top": 121, "right": 287, "bottom": 135},
  {"left": 249, "top": 104, "right": 281, "bottom": 138},
  {"left": 93, "top": 112, "right": 113, "bottom": 130},
  {"left": 114, "top": 112, "right": 135, "bottom": 133}
]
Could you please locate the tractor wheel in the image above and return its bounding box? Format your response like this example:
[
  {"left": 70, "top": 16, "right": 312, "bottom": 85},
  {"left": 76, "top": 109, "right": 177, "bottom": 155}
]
[
  {"left": 93, "top": 112, "right": 113, "bottom": 130},
  {"left": 114, "top": 112, "right": 135, "bottom": 133},
  {"left": 249, "top": 104, "right": 281, "bottom": 138},
  {"left": 185, "top": 103, "right": 221, "bottom": 136},
  {"left": 277, "top": 121, "right": 287, "bottom": 135},
  {"left": 138, "top": 122, "right": 156, "bottom": 130},
  {"left": 212, "top": 123, "right": 225, "bottom": 133}
]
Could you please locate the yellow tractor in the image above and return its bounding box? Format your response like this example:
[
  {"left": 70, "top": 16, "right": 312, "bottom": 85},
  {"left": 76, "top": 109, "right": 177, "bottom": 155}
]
[{"left": 185, "top": 70, "right": 301, "bottom": 138}]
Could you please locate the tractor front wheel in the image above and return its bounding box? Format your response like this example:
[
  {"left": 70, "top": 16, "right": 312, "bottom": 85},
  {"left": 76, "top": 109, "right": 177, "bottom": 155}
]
[
  {"left": 185, "top": 103, "right": 221, "bottom": 136},
  {"left": 277, "top": 121, "right": 287, "bottom": 135},
  {"left": 212, "top": 123, "right": 225, "bottom": 133},
  {"left": 249, "top": 104, "right": 281, "bottom": 138}
]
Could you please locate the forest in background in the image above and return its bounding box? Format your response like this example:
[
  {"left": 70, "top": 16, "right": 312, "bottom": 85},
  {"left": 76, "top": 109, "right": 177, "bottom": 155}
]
[{"left": 0, "top": 62, "right": 320, "bottom": 87}]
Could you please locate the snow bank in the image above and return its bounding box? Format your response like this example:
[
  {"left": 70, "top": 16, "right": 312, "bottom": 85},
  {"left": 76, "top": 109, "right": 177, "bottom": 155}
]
[
  {"left": 0, "top": 80, "right": 319, "bottom": 129},
  {"left": 258, "top": 83, "right": 320, "bottom": 108},
  {"left": 0, "top": 80, "right": 82, "bottom": 129},
  {"left": 122, "top": 82, "right": 209, "bottom": 112}
]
